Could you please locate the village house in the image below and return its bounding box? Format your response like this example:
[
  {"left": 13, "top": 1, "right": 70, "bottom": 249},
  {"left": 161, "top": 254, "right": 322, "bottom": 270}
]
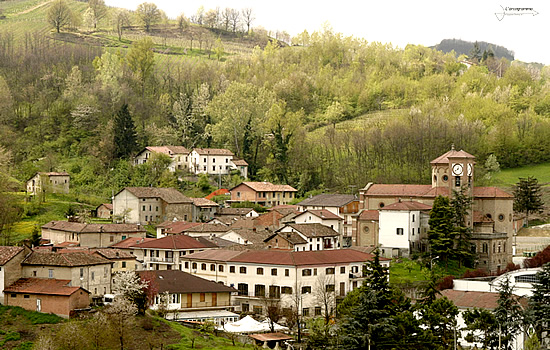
[
  {"left": 112, "top": 187, "right": 193, "bottom": 225},
  {"left": 293, "top": 209, "right": 344, "bottom": 235},
  {"left": 252, "top": 207, "right": 300, "bottom": 230},
  {"left": 232, "top": 159, "right": 249, "bottom": 178},
  {"left": 92, "top": 249, "right": 138, "bottom": 273},
  {"left": 21, "top": 251, "right": 112, "bottom": 298},
  {"left": 229, "top": 182, "right": 298, "bottom": 207},
  {"left": 220, "top": 228, "right": 271, "bottom": 247},
  {"left": 0, "top": 246, "right": 31, "bottom": 304},
  {"left": 265, "top": 223, "right": 340, "bottom": 251},
  {"left": 181, "top": 222, "right": 232, "bottom": 238},
  {"left": 134, "top": 146, "right": 190, "bottom": 172},
  {"left": 215, "top": 207, "right": 259, "bottom": 218},
  {"left": 4, "top": 278, "right": 90, "bottom": 318},
  {"left": 181, "top": 249, "right": 389, "bottom": 317},
  {"left": 358, "top": 147, "right": 514, "bottom": 273},
  {"left": 41, "top": 221, "right": 146, "bottom": 248},
  {"left": 108, "top": 237, "right": 156, "bottom": 256},
  {"left": 377, "top": 201, "right": 431, "bottom": 258},
  {"left": 189, "top": 148, "right": 244, "bottom": 176},
  {"left": 26, "top": 172, "right": 70, "bottom": 195},
  {"left": 191, "top": 197, "right": 219, "bottom": 222},
  {"left": 130, "top": 235, "right": 218, "bottom": 271},
  {"left": 156, "top": 221, "right": 202, "bottom": 238},
  {"left": 298, "top": 194, "right": 360, "bottom": 248},
  {"left": 95, "top": 203, "right": 113, "bottom": 219},
  {"left": 137, "top": 270, "right": 238, "bottom": 325}
]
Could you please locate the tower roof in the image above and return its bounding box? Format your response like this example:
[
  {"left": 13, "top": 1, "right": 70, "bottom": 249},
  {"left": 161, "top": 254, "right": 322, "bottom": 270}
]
[{"left": 430, "top": 145, "right": 475, "bottom": 165}]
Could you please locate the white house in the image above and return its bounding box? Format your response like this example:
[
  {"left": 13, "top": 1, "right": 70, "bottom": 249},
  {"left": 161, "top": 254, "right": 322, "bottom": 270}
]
[
  {"left": 189, "top": 148, "right": 238, "bottom": 176},
  {"left": 377, "top": 201, "right": 431, "bottom": 258},
  {"left": 182, "top": 249, "right": 390, "bottom": 317},
  {"left": 293, "top": 209, "right": 343, "bottom": 235},
  {"left": 134, "top": 146, "right": 190, "bottom": 172},
  {"left": 266, "top": 223, "right": 340, "bottom": 251},
  {"left": 26, "top": 172, "right": 70, "bottom": 195}
]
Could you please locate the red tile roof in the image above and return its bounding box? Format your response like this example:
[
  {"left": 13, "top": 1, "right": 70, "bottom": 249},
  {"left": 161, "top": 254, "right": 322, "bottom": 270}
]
[
  {"left": 217, "top": 208, "right": 255, "bottom": 216},
  {"left": 193, "top": 148, "right": 234, "bottom": 156},
  {"left": 473, "top": 211, "right": 494, "bottom": 223},
  {"left": 92, "top": 248, "right": 136, "bottom": 260},
  {"left": 0, "top": 246, "right": 24, "bottom": 265},
  {"left": 295, "top": 209, "right": 343, "bottom": 220},
  {"left": 232, "top": 159, "right": 248, "bottom": 166},
  {"left": 205, "top": 188, "right": 230, "bottom": 200},
  {"left": 281, "top": 223, "right": 339, "bottom": 238},
  {"left": 185, "top": 248, "right": 387, "bottom": 266},
  {"left": 364, "top": 184, "right": 512, "bottom": 199},
  {"left": 156, "top": 221, "right": 202, "bottom": 234},
  {"left": 137, "top": 270, "right": 236, "bottom": 294},
  {"left": 145, "top": 146, "right": 190, "bottom": 155},
  {"left": 191, "top": 197, "right": 219, "bottom": 207},
  {"left": 268, "top": 205, "right": 299, "bottom": 212},
  {"left": 439, "top": 290, "right": 499, "bottom": 309},
  {"left": 298, "top": 194, "right": 357, "bottom": 207},
  {"left": 42, "top": 221, "right": 146, "bottom": 233},
  {"left": 23, "top": 251, "right": 111, "bottom": 267},
  {"left": 430, "top": 149, "right": 475, "bottom": 164},
  {"left": 234, "top": 182, "right": 297, "bottom": 192},
  {"left": 98, "top": 203, "right": 113, "bottom": 210},
  {"left": 122, "top": 187, "right": 192, "bottom": 203},
  {"left": 380, "top": 201, "right": 432, "bottom": 211},
  {"left": 474, "top": 187, "right": 514, "bottom": 198},
  {"left": 4, "top": 278, "right": 87, "bottom": 296},
  {"left": 359, "top": 210, "right": 379, "bottom": 221},
  {"left": 182, "top": 223, "right": 231, "bottom": 234},
  {"left": 131, "top": 235, "right": 217, "bottom": 249},
  {"left": 110, "top": 237, "right": 156, "bottom": 249}
]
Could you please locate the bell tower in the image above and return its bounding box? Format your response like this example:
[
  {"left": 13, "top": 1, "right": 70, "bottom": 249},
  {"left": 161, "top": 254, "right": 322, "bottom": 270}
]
[{"left": 430, "top": 145, "right": 476, "bottom": 196}]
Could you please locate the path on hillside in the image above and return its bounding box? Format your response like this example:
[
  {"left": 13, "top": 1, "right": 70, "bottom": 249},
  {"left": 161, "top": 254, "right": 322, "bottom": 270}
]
[{"left": 15, "top": 0, "right": 54, "bottom": 16}]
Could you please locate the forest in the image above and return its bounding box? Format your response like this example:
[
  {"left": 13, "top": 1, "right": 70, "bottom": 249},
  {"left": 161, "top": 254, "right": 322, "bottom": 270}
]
[{"left": 0, "top": 0, "right": 549, "bottom": 204}]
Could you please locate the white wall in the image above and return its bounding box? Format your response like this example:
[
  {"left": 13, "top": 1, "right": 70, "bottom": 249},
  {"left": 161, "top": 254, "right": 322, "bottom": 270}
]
[
  {"left": 294, "top": 213, "right": 342, "bottom": 234},
  {"left": 379, "top": 210, "right": 422, "bottom": 256},
  {"left": 190, "top": 151, "right": 234, "bottom": 175}
]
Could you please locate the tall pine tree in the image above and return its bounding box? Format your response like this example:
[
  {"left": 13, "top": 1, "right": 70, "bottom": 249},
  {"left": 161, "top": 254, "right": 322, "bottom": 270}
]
[
  {"left": 428, "top": 195, "right": 455, "bottom": 268},
  {"left": 514, "top": 176, "right": 544, "bottom": 227},
  {"left": 113, "top": 103, "right": 138, "bottom": 159},
  {"left": 451, "top": 187, "right": 475, "bottom": 268}
]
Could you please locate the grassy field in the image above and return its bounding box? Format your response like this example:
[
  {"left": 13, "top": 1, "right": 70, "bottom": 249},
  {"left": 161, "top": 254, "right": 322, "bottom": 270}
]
[
  {"left": 389, "top": 258, "right": 469, "bottom": 284},
  {"left": 491, "top": 163, "right": 550, "bottom": 187}
]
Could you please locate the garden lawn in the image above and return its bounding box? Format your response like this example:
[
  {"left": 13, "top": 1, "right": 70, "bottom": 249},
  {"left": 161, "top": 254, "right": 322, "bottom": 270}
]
[{"left": 491, "top": 163, "right": 550, "bottom": 187}]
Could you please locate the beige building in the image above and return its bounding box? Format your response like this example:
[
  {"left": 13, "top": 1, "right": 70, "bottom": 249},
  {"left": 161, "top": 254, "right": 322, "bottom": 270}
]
[
  {"left": 26, "top": 172, "right": 70, "bottom": 195},
  {"left": 21, "top": 251, "right": 112, "bottom": 297},
  {"left": 358, "top": 147, "right": 514, "bottom": 273},
  {"left": 134, "top": 146, "right": 190, "bottom": 172},
  {"left": 0, "top": 246, "right": 31, "bottom": 304},
  {"left": 41, "top": 221, "right": 146, "bottom": 248},
  {"left": 229, "top": 182, "right": 298, "bottom": 207},
  {"left": 113, "top": 187, "right": 193, "bottom": 225},
  {"left": 95, "top": 203, "right": 113, "bottom": 219}
]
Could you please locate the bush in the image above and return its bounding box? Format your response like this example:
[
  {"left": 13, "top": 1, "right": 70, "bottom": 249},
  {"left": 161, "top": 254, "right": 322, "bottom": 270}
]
[
  {"left": 524, "top": 245, "right": 550, "bottom": 268},
  {"left": 437, "top": 275, "right": 454, "bottom": 290},
  {"left": 462, "top": 268, "right": 489, "bottom": 279}
]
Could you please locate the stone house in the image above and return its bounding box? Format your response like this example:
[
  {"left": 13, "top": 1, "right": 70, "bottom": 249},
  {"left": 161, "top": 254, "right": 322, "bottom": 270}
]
[
  {"left": 229, "top": 182, "right": 298, "bottom": 207},
  {"left": 21, "top": 251, "right": 112, "bottom": 297},
  {"left": 265, "top": 223, "right": 340, "bottom": 251},
  {"left": 134, "top": 146, "right": 190, "bottom": 172},
  {"left": 41, "top": 221, "right": 146, "bottom": 248},
  {"left": 0, "top": 246, "right": 31, "bottom": 304},
  {"left": 26, "top": 172, "right": 70, "bottom": 195},
  {"left": 191, "top": 197, "right": 219, "bottom": 222},
  {"left": 112, "top": 187, "right": 193, "bottom": 225},
  {"left": 4, "top": 278, "right": 90, "bottom": 318},
  {"left": 95, "top": 203, "right": 113, "bottom": 219}
]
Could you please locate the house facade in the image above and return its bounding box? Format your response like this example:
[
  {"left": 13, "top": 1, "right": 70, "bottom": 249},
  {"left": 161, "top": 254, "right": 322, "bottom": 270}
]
[
  {"left": 191, "top": 197, "right": 219, "bottom": 222},
  {"left": 134, "top": 146, "right": 190, "bottom": 172},
  {"left": 182, "top": 249, "right": 389, "bottom": 317},
  {"left": 190, "top": 148, "right": 236, "bottom": 175},
  {"left": 41, "top": 221, "right": 146, "bottom": 248},
  {"left": 268, "top": 223, "right": 340, "bottom": 251},
  {"left": 113, "top": 187, "right": 193, "bottom": 225},
  {"left": 26, "top": 172, "right": 70, "bottom": 195},
  {"left": 230, "top": 182, "right": 297, "bottom": 207},
  {"left": 358, "top": 147, "right": 514, "bottom": 273},
  {"left": 95, "top": 203, "right": 113, "bottom": 219},
  {"left": 0, "top": 246, "right": 30, "bottom": 304},
  {"left": 21, "top": 252, "right": 112, "bottom": 297}
]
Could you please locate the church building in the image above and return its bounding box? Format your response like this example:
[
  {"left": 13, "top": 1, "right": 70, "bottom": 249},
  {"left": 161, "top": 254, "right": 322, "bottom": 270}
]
[{"left": 357, "top": 147, "right": 513, "bottom": 273}]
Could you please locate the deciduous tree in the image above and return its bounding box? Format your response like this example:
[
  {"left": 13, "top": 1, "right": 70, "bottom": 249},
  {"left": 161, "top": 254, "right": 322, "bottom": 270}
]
[
  {"left": 514, "top": 176, "right": 544, "bottom": 227},
  {"left": 113, "top": 9, "right": 131, "bottom": 41},
  {"left": 47, "top": 0, "right": 72, "bottom": 33},
  {"left": 136, "top": 2, "right": 161, "bottom": 32}
]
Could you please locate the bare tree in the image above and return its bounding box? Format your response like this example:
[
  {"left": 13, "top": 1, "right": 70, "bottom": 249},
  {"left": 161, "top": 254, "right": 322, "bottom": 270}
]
[
  {"left": 221, "top": 8, "right": 231, "bottom": 31},
  {"left": 136, "top": 2, "right": 161, "bottom": 32},
  {"left": 229, "top": 8, "right": 240, "bottom": 32},
  {"left": 113, "top": 9, "right": 131, "bottom": 41},
  {"left": 260, "top": 284, "right": 284, "bottom": 332},
  {"left": 177, "top": 13, "right": 188, "bottom": 35},
  {"left": 88, "top": 0, "right": 107, "bottom": 29},
  {"left": 241, "top": 8, "right": 254, "bottom": 34},
  {"left": 47, "top": 0, "right": 73, "bottom": 33},
  {"left": 314, "top": 274, "right": 336, "bottom": 325}
]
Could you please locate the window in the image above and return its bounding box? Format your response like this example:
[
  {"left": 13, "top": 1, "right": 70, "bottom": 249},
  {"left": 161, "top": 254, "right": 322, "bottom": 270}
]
[
  {"left": 170, "top": 294, "right": 180, "bottom": 304},
  {"left": 302, "top": 269, "right": 312, "bottom": 276},
  {"left": 32, "top": 270, "right": 37, "bottom": 277},
  {"left": 104, "top": 267, "right": 108, "bottom": 277},
  {"left": 230, "top": 266, "right": 235, "bottom": 273},
  {"left": 455, "top": 176, "right": 461, "bottom": 187},
  {"left": 326, "top": 267, "right": 335, "bottom": 275},
  {"left": 185, "top": 262, "right": 189, "bottom": 269},
  {"left": 210, "top": 264, "right": 216, "bottom": 271},
  {"left": 340, "top": 266, "right": 346, "bottom": 274},
  {"left": 241, "top": 303, "right": 249, "bottom": 312},
  {"left": 10, "top": 294, "right": 16, "bottom": 298},
  {"left": 200, "top": 293, "right": 205, "bottom": 302},
  {"left": 285, "top": 269, "right": 289, "bottom": 277},
  {"left": 212, "top": 166, "right": 216, "bottom": 171},
  {"left": 203, "top": 158, "right": 207, "bottom": 163},
  {"left": 396, "top": 228, "right": 404, "bottom": 235},
  {"left": 269, "top": 285, "right": 280, "bottom": 299},
  {"left": 201, "top": 263, "right": 207, "bottom": 270},
  {"left": 192, "top": 262, "right": 197, "bottom": 270},
  {"left": 253, "top": 306, "right": 263, "bottom": 314},
  {"left": 156, "top": 206, "right": 158, "bottom": 212},
  {"left": 213, "top": 158, "right": 216, "bottom": 163},
  {"left": 80, "top": 268, "right": 84, "bottom": 278},
  {"left": 203, "top": 166, "right": 206, "bottom": 171},
  {"left": 443, "top": 175, "right": 448, "bottom": 182},
  {"left": 302, "top": 308, "right": 310, "bottom": 317},
  {"left": 24, "top": 294, "right": 30, "bottom": 299},
  {"left": 271, "top": 268, "right": 277, "bottom": 276},
  {"left": 301, "top": 286, "right": 312, "bottom": 294},
  {"left": 379, "top": 202, "right": 385, "bottom": 208},
  {"left": 326, "top": 284, "right": 335, "bottom": 292},
  {"left": 257, "top": 267, "right": 264, "bottom": 275},
  {"left": 498, "top": 214, "right": 505, "bottom": 221},
  {"left": 314, "top": 268, "right": 317, "bottom": 275},
  {"left": 91, "top": 272, "right": 95, "bottom": 281},
  {"left": 226, "top": 158, "right": 228, "bottom": 163},
  {"left": 142, "top": 205, "right": 146, "bottom": 211},
  {"left": 110, "top": 236, "right": 114, "bottom": 242},
  {"left": 48, "top": 269, "right": 53, "bottom": 278},
  {"left": 238, "top": 283, "right": 248, "bottom": 296},
  {"left": 412, "top": 214, "right": 415, "bottom": 222},
  {"left": 255, "top": 284, "right": 266, "bottom": 297},
  {"left": 240, "top": 267, "right": 247, "bottom": 274},
  {"left": 315, "top": 307, "right": 322, "bottom": 316},
  {"left": 281, "top": 287, "right": 293, "bottom": 294},
  {"left": 219, "top": 265, "right": 224, "bottom": 272}
]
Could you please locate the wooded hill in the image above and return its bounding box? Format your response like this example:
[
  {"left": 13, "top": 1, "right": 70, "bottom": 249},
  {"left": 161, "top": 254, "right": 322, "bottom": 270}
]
[
  {"left": 432, "top": 39, "right": 515, "bottom": 62},
  {"left": 0, "top": 0, "right": 549, "bottom": 205}
]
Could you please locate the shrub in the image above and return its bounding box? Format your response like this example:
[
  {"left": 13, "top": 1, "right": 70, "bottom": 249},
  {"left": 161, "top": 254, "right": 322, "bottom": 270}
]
[
  {"left": 437, "top": 275, "right": 454, "bottom": 290},
  {"left": 524, "top": 245, "right": 550, "bottom": 268},
  {"left": 462, "top": 268, "right": 489, "bottom": 279}
]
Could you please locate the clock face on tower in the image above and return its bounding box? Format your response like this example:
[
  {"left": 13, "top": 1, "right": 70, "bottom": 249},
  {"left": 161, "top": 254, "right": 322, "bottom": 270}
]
[
  {"left": 467, "top": 163, "right": 473, "bottom": 176},
  {"left": 452, "top": 163, "right": 463, "bottom": 176}
]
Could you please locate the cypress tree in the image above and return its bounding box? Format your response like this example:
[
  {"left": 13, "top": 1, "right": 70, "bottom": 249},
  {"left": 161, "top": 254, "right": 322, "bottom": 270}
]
[{"left": 113, "top": 103, "right": 138, "bottom": 159}]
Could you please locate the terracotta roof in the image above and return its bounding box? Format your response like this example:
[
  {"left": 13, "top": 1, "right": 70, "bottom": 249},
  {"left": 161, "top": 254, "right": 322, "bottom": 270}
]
[
  {"left": 122, "top": 187, "right": 192, "bottom": 203},
  {"left": 93, "top": 248, "right": 136, "bottom": 260},
  {"left": 380, "top": 201, "right": 432, "bottom": 211},
  {"left": 232, "top": 159, "right": 248, "bottom": 166},
  {"left": 97, "top": 203, "right": 113, "bottom": 210},
  {"left": 185, "top": 249, "right": 387, "bottom": 266},
  {"left": 193, "top": 148, "right": 234, "bottom": 156},
  {"left": 42, "top": 221, "right": 146, "bottom": 233},
  {"left": 23, "top": 251, "right": 111, "bottom": 267},
  {"left": 137, "top": 270, "right": 236, "bottom": 294},
  {"left": 39, "top": 172, "right": 70, "bottom": 176},
  {"left": 268, "top": 205, "right": 299, "bottom": 212},
  {"left": 439, "top": 290, "right": 499, "bottom": 309},
  {"left": 295, "top": 210, "right": 343, "bottom": 220},
  {"left": 145, "top": 146, "right": 190, "bottom": 155},
  {"left": 223, "top": 228, "right": 271, "bottom": 245},
  {"left": 363, "top": 184, "right": 512, "bottom": 199},
  {"left": 182, "top": 223, "right": 231, "bottom": 234},
  {"left": 110, "top": 237, "right": 156, "bottom": 249},
  {"left": 201, "top": 236, "right": 236, "bottom": 248},
  {"left": 234, "top": 182, "right": 297, "bottom": 192},
  {"left": 217, "top": 208, "right": 255, "bottom": 216},
  {"left": 473, "top": 211, "right": 494, "bottom": 223},
  {"left": 359, "top": 210, "right": 379, "bottom": 221},
  {"left": 474, "top": 187, "right": 514, "bottom": 198},
  {"left": 205, "top": 188, "right": 230, "bottom": 200},
  {"left": 191, "top": 197, "right": 219, "bottom": 207},
  {"left": 156, "top": 221, "right": 202, "bottom": 234},
  {"left": 298, "top": 194, "right": 357, "bottom": 207},
  {"left": 131, "top": 235, "right": 217, "bottom": 250},
  {"left": 430, "top": 148, "right": 475, "bottom": 164},
  {"left": 55, "top": 242, "right": 80, "bottom": 248},
  {"left": 4, "top": 278, "right": 87, "bottom": 296},
  {"left": 0, "top": 246, "right": 24, "bottom": 265},
  {"left": 268, "top": 231, "right": 307, "bottom": 245},
  {"left": 283, "top": 223, "right": 339, "bottom": 238}
]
